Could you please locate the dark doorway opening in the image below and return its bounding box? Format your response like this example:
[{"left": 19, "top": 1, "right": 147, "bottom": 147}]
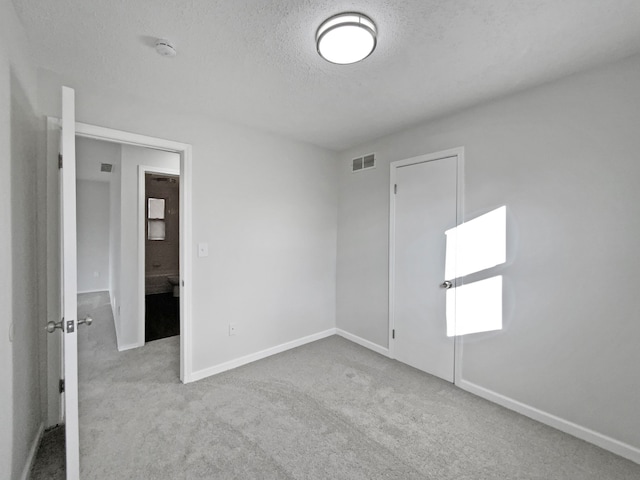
[
  {"left": 145, "top": 172, "right": 180, "bottom": 342},
  {"left": 145, "top": 293, "right": 179, "bottom": 342}
]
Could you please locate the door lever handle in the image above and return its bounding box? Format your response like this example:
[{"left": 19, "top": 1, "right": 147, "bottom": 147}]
[
  {"left": 47, "top": 315, "right": 92, "bottom": 333},
  {"left": 46, "top": 320, "right": 63, "bottom": 333},
  {"left": 440, "top": 280, "right": 453, "bottom": 289}
]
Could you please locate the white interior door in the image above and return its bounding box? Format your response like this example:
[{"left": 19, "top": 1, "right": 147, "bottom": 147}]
[
  {"left": 391, "top": 154, "right": 458, "bottom": 382},
  {"left": 60, "top": 86, "right": 80, "bottom": 479}
]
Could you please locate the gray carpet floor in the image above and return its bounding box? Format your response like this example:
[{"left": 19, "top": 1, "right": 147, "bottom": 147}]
[
  {"left": 31, "top": 291, "right": 640, "bottom": 479},
  {"left": 30, "top": 425, "right": 65, "bottom": 479}
]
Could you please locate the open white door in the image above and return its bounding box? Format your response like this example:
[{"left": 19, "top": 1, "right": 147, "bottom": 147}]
[{"left": 60, "top": 86, "right": 80, "bottom": 479}]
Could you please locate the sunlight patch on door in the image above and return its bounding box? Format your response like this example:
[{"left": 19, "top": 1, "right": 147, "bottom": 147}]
[
  {"left": 447, "top": 276, "right": 502, "bottom": 336},
  {"left": 445, "top": 206, "right": 506, "bottom": 280},
  {"left": 444, "top": 206, "right": 506, "bottom": 337}
]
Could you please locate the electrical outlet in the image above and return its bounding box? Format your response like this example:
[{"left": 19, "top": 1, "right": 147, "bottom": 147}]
[{"left": 229, "top": 323, "right": 237, "bottom": 336}]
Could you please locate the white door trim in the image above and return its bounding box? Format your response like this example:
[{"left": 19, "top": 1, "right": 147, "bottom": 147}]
[
  {"left": 45, "top": 117, "right": 63, "bottom": 427},
  {"left": 137, "top": 165, "right": 181, "bottom": 347},
  {"left": 388, "top": 147, "right": 465, "bottom": 383},
  {"left": 47, "top": 118, "right": 194, "bottom": 383}
]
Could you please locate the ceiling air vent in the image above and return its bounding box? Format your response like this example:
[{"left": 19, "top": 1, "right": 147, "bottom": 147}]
[
  {"left": 352, "top": 153, "right": 375, "bottom": 173},
  {"left": 100, "top": 163, "right": 113, "bottom": 173}
]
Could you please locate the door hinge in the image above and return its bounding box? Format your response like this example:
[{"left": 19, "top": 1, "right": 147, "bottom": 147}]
[
  {"left": 392, "top": 329, "right": 395, "bottom": 339},
  {"left": 59, "top": 379, "right": 65, "bottom": 394},
  {"left": 394, "top": 184, "right": 397, "bottom": 194},
  {"left": 58, "top": 153, "right": 63, "bottom": 169}
]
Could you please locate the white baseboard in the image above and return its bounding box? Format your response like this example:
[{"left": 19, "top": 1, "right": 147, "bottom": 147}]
[
  {"left": 117, "top": 342, "right": 144, "bottom": 352},
  {"left": 118, "top": 342, "right": 144, "bottom": 352},
  {"left": 458, "top": 378, "right": 640, "bottom": 465},
  {"left": 188, "top": 328, "right": 337, "bottom": 383},
  {"left": 77, "top": 288, "right": 109, "bottom": 294},
  {"left": 20, "top": 422, "right": 44, "bottom": 480},
  {"left": 336, "top": 329, "right": 390, "bottom": 357}
]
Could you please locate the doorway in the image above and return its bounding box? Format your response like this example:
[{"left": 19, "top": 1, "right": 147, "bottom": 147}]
[
  {"left": 143, "top": 171, "right": 181, "bottom": 342},
  {"left": 45, "top": 119, "right": 194, "bottom": 429},
  {"left": 389, "top": 148, "right": 464, "bottom": 383}
]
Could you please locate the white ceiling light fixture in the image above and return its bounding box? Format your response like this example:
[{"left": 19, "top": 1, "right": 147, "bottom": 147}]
[{"left": 316, "top": 12, "right": 377, "bottom": 65}]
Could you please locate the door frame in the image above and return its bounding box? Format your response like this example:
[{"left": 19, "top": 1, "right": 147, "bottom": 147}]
[
  {"left": 45, "top": 117, "right": 63, "bottom": 427},
  {"left": 138, "top": 165, "right": 181, "bottom": 345},
  {"left": 45, "top": 118, "right": 194, "bottom": 394},
  {"left": 388, "top": 147, "right": 465, "bottom": 384}
]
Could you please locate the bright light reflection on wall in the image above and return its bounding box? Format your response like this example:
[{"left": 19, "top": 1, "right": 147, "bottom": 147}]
[
  {"left": 445, "top": 206, "right": 506, "bottom": 280},
  {"left": 444, "top": 206, "right": 506, "bottom": 337},
  {"left": 447, "top": 276, "right": 502, "bottom": 337}
]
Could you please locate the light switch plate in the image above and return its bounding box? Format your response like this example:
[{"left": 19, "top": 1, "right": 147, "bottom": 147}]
[{"left": 198, "top": 243, "right": 209, "bottom": 257}]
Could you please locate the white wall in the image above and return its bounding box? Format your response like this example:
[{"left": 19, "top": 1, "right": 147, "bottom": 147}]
[
  {"left": 76, "top": 135, "right": 120, "bottom": 182},
  {"left": 0, "top": 0, "right": 42, "bottom": 478},
  {"left": 117, "top": 145, "right": 179, "bottom": 348},
  {"left": 76, "top": 180, "right": 110, "bottom": 293},
  {"left": 337, "top": 54, "right": 640, "bottom": 456},
  {"left": 35, "top": 74, "right": 339, "bottom": 369},
  {"left": 76, "top": 137, "right": 121, "bottom": 297}
]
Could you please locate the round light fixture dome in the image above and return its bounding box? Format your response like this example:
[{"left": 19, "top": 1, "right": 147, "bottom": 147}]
[{"left": 316, "top": 13, "right": 377, "bottom": 65}]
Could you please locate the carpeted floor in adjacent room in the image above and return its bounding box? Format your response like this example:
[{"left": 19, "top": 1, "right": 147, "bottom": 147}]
[{"left": 31, "top": 291, "right": 640, "bottom": 479}]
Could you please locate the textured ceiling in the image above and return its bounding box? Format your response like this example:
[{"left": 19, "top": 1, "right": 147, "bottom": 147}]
[{"left": 12, "top": 0, "right": 640, "bottom": 151}]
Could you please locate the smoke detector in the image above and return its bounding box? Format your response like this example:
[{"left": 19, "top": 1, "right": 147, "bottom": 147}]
[{"left": 155, "top": 39, "right": 177, "bottom": 57}]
